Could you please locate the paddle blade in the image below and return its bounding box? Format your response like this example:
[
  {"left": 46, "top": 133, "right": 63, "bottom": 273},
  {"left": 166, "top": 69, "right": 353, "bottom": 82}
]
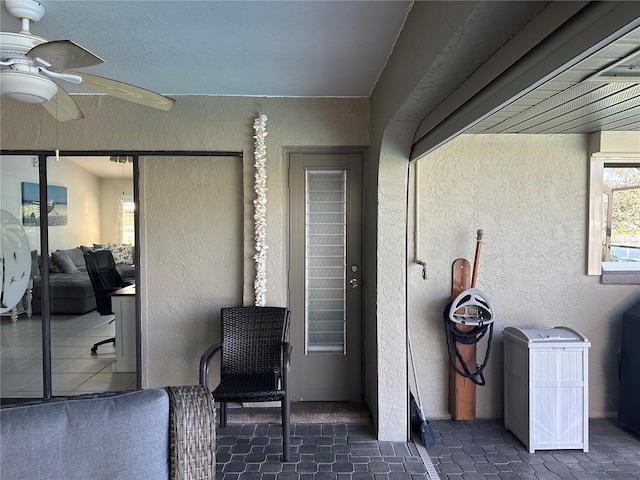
[
  {"left": 42, "top": 87, "right": 84, "bottom": 121},
  {"left": 66, "top": 70, "right": 175, "bottom": 111},
  {"left": 28, "top": 40, "right": 104, "bottom": 70}
]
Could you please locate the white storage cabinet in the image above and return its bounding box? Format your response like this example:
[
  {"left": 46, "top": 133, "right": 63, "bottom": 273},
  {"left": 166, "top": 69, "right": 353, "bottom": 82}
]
[{"left": 503, "top": 326, "right": 590, "bottom": 453}]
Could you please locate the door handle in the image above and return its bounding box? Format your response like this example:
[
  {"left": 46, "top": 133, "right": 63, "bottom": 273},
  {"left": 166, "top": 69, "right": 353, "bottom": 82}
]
[{"left": 349, "top": 278, "right": 359, "bottom": 288}]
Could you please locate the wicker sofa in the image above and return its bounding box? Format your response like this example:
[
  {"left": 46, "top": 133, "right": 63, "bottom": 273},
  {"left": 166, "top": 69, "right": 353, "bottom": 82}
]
[{"left": 0, "top": 386, "right": 215, "bottom": 480}]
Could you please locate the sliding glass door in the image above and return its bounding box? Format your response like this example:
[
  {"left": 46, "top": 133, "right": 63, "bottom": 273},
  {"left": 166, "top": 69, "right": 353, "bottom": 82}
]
[
  {"left": 1, "top": 154, "right": 45, "bottom": 399},
  {"left": 1, "top": 153, "right": 137, "bottom": 400}
]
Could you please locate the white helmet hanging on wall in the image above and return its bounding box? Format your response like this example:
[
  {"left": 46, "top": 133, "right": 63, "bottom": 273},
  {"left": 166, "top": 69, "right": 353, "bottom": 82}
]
[
  {"left": 444, "top": 287, "right": 495, "bottom": 386},
  {"left": 448, "top": 288, "right": 494, "bottom": 327}
]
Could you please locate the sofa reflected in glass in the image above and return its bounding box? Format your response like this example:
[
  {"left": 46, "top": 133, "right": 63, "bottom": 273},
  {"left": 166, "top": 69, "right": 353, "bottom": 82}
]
[{"left": 31, "top": 244, "right": 135, "bottom": 315}]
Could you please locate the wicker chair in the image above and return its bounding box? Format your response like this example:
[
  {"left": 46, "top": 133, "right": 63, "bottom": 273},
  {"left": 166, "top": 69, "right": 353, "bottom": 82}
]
[{"left": 199, "top": 306, "right": 292, "bottom": 461}]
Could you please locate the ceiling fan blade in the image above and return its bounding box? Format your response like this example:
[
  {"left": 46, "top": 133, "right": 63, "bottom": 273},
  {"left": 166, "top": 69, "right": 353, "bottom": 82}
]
[
  {"left": 42, "top": 87, "right": 84, "bottom": 122},
  {"left": 27, "top": 40, "right": 104, "bottom": 70},
  {"left": 65, "top": 70, "right": 175, "bottom": 111}
]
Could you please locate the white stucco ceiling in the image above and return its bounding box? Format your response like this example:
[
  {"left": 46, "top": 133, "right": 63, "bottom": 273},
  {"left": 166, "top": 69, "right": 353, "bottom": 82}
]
[
  {"left": 3, "top": 0, "right": 638, "bottom": 172},
  {"left": 0, "top": 0, "right": 412, "bottom": 98}
]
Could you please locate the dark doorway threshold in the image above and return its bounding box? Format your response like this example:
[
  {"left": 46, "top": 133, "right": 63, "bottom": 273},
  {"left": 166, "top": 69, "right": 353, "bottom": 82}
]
[{"left": 226, "top": 401, "right": 372, "bottom": 424}]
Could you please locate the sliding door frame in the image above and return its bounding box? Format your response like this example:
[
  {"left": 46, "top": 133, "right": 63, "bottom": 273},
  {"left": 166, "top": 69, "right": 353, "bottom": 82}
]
[{"left": 1, "top": 149, "right": 241, "bottom": 398}]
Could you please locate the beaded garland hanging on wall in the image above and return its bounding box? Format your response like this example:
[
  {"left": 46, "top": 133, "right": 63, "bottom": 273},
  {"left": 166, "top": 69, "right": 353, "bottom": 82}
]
[{"left": 253, "top": 114, "right": 268, "bottom": 306}]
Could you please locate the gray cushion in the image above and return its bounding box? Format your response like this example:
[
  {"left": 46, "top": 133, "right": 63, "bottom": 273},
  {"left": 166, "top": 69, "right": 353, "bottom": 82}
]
[
  {"left": 0, "top": 389, "right": 170, "bottom": 480},
  {"left": 48, "top": 254, "right": 62, "bottom": 273},
  {"left": 64, "top": 247, "right": 86, "bottom": 268},
  {"left": 31, "top": 271, "right": 97, "bottom": 314},
  {"left": 47, "top": 273, "right": 95, "bottom": 298},
  {"left": 51, "top": 250, "right": 79, "bottom": 273},
  {"left": 116, "top": 263, "right": 136, "bottom": 281}
]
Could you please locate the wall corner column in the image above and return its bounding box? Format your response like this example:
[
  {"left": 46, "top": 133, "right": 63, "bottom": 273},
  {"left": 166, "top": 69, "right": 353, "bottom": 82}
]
[{"left": 375, "top": 142, "right": 410, "bottom": 442}]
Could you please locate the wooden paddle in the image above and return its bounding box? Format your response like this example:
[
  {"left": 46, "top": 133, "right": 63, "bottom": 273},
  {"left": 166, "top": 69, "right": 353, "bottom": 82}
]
[
  {"left": 448, "top": 257, "right": 475, "bottom": 420},
  {"left": 471, "top": 229, "right": 483, "bottom": 288},
  {"left": 448, "top": 229, "right": 484, "bottom": 419}
]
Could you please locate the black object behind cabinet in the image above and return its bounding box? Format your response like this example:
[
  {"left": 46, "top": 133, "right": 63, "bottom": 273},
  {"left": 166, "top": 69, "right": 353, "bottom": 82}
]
[{"left": 619, "top": 299, "right": 640, "bottom": 436}]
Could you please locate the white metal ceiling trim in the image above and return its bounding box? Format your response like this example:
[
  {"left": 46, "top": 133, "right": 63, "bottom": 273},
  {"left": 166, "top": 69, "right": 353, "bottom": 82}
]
[
  {"left": 473, "top": 82, "right": 604, "bottom": 133},
  {"left": 543, "top": 104, "right": 640, "bottom": 135},
  {"left": 480, "top": 84, "right": 640, "bottom": 134},
  {"left": 467, "top": 20, "right": 640, "bottom": 136},
  {"left": 410, "top": 1, "right": 589, "bottom": 149},
  {"left": 411, "top": 1, "right": 640, "bottom": 161}
]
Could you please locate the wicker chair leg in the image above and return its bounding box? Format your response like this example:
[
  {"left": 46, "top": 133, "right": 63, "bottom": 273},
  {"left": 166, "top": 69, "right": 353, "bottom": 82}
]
[
  {"left": 282, "top": 396, "right": 291, "bottom": 461},
  {"left": 219, "top": 402, "right": 227, "bottom": 428}
]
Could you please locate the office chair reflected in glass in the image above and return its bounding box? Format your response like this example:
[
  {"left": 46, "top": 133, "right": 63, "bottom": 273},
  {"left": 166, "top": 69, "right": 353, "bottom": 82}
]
[
  {"left": 84, "top": 249, "right": 132, "bottom": 354},
  {"left": 199, "top": 306, "right": 292, "bottom": 461}
]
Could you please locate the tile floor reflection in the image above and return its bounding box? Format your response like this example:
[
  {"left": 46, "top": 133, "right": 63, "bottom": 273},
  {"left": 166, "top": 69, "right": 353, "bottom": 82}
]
[{"left": 1, "top": 311, "right": 136, "bottom": 398}]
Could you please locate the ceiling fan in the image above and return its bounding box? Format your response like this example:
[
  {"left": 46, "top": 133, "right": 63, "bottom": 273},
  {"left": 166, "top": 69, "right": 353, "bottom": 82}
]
[{"left": 0, "top": 0, "right": 175, "bottom": 121}]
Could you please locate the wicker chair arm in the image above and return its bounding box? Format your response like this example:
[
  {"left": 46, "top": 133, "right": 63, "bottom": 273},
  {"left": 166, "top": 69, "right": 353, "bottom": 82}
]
[
  {"left": 165, "top": 385, "right": 216, "bottom": 480},
  {"left": 199, "top": 343, "right": 222, "bottom": 387},
  {"left": 282, "top": 342, "right": 292, "bottom": 387},
  {"left": 283, "top": 342, "right": 292, "bottom": 366}
]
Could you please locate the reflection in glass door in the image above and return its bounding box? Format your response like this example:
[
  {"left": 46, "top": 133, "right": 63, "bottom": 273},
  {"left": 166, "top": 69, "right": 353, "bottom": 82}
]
[
  {"left": 1, "top": 154, "right": 44, "bottom": 399},
  {"left": 1, "top": 154, "right": 137, "bottom": 400},
  {"left": 47, "top": 155, "right": 136, "bottom": 396}
]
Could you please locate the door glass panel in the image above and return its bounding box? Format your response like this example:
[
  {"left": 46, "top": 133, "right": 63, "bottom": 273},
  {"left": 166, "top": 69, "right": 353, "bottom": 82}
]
[
  {"left": 1, "top": 155, "right": 44, "bottom": 399},
  {"left": 48, "top": 155, "right": 136, "bottom": 395},
  {"left": 305, "top": 169, "right": 346, "bottom": 354}
]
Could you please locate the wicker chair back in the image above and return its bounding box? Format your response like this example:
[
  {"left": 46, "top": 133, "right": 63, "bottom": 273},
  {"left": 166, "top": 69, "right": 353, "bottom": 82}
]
[{"left": 220, "top": 306, "right": 289, "bottom": 376}]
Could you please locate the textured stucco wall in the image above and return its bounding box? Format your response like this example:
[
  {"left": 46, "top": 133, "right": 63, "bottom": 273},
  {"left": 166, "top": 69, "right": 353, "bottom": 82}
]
[
  {"left": 374, "top": 137, "right": 410, "bottom": 441},
  {"left": 408, "top": 134, "right": 640, "bottom": 419},
  {"left": 367, "top": 1, "right": 549, "bottom": 441},
  {"left": 139, "top": 155, "right": 243, "bottom": 387},
  {"left": 1, "top": 95, "right": 370, "bottom": 388}
]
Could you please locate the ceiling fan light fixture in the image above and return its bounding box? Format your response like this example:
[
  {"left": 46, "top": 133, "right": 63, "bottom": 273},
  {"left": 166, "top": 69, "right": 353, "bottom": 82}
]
[
  {"left": 5, "top": 0, "right": 45, "bottom": 25},
  {"left": 0, "top": 69, "right": 57, "bottom": 103},
  {"left": 0, "top": 0, "right": 174, "bottom": 118},
  {"left": 110, "top": 156, "right": 133, "bottom": 163}
]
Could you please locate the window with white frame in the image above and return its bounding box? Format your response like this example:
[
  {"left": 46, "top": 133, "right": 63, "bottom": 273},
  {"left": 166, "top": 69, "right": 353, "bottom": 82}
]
[
  {"left": 588, "top": 156, "right": 640, "bottom": 278},
  {"left": 119, "top": 197, "right": 135, "bottom": 245},
  {"left": 602, "top": 165, "right": 640, "bottom": 263}
]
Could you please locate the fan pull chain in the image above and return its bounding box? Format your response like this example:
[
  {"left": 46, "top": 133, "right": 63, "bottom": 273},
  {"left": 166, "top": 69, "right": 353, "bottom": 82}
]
[{"left": 55, "top": 98, "right": 60, "bottom": 161}]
